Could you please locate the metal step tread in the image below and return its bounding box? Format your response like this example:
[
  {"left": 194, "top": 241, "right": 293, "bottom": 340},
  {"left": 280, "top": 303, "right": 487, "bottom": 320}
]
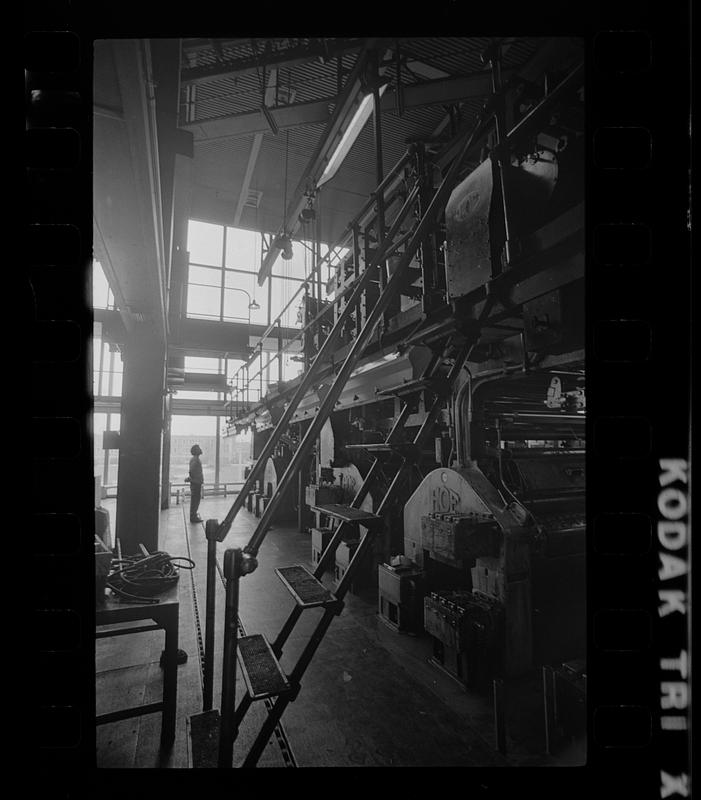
[
  {"left": 275, "top": 564, "right": 337, "bottom": 608},
  {"left": 310, "top": 503, "right": 383, "bottom": 528},
  {"left": 238, "top": 634, "right": 290, "bottom": 701},
  {"left": 187, "top": 709, "right": 220, "bottom": 769}
]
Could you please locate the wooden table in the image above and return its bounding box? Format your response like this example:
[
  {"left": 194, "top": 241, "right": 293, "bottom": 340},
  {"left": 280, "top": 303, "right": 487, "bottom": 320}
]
[{"left": 96, "top": 585, "right": 179, "bottom": 745}]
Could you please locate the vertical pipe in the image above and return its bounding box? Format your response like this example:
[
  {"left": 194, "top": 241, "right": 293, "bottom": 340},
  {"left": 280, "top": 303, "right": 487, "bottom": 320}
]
[
  {"left": 395, "top": 42, "right": 404, "bottom": 117},
  {"left": 220, "top": 227, "right": 227, "bottom": 321},
  {"left": 214, "top": 412, "right": 221, "bottom": 489},
  {"left": 267, "top": 276, "right": 272, "bottom": 327},
  {"left": 315, "top": 201, "right": 322, "bottom": 307},
  {"left": 297, "top": 468, "right": 305, "bottom": 533},
  {"left": 203, "top": 522, "right": 218, "bottom": 711},
  {"left": 277, "top": 319, "right": 283, "bottom": 384},
  {"left": 363, "top": 229, "right": 371, "bottom": 325},
  {"left": 371, "top": 54, "right": 387, "bottom": 328},
  {"left": 415, "top": 143, "right": 438, "bottom": 314},
  {"left": 218, "top": 548, "right": 242, "bottom": 768},
  {"left": 102, "top": 416, "right": 111, "bottom": 487},
  {"left": 488, "top": 44, "right": 514, "bottom": 268},
  {"left": 160, "top": 396, "right": 172, "bottom": 510},
  {"left": 303, "top": 283, "right": 310, "bottom": 370},
  {"left": 352, "top": 224, "right": 361, "bottom": 338}
]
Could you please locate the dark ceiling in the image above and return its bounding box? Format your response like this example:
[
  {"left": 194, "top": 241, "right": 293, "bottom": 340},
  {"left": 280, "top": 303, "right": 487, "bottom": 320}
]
[
  {"left": 92, "top": 36, "right": 583, "bottom": 351},
  {"left": 179, "top": 37, "right": 555, "bottom": 246}
]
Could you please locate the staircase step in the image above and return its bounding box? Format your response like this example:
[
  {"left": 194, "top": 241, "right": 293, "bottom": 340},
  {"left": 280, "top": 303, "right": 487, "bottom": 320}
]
[
  {"left": 187, "top": 709, "right": 220, "bottom": 769},
  {"left": 309, "top": 503, "right": 383, "bottom": 530},
  {"left": 238, "top": 634, "right": 291, "bottom": 701},
  {"left": 275, "top": 564, "right": 337, "bottom": 608}
]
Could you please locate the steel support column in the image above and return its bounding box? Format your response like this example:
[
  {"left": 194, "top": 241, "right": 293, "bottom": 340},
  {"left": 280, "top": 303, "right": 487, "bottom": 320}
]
[
  {"left": 371, "top": 51, "right": 388, "bottom": 330},
  {"left": 114, "top": 324, "right": 166, "bottom": 554}
]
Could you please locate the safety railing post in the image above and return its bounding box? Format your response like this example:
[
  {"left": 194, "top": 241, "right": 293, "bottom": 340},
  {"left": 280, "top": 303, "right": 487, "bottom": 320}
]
[
  {"left": 203, "top": 519, "right": 219, "bottom": 711},
  {"left": 217, "top": 547, "right": 257, "bottom": 768},
  {"left": 277, "top": 319, "right": 283, "bottom": 385},
  {"left": 217, "top": 548, "right": 241, "bottom": 768}
]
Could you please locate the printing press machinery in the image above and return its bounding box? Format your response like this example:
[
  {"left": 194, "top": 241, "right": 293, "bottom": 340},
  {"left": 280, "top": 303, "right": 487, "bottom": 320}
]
[
  {"left": 222, "top": 40, "right": 586, "bottom": 690},
  {"left": 403, "top": 386, "right": 585, "bottom": 683}
]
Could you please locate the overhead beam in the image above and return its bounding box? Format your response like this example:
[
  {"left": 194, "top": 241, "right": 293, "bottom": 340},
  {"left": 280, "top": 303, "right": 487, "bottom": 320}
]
[
  {"left": 185, "top": 97, "right": 332, "bottom": 141},
  {"left": 384, "top": 69, "right": 505, "bottom": 112},
  {"left": 171, "top": 398, "right": 230, "bottom": 416},
  {"left": 233, "top": 68, "right": 277, "bottom": 226},
  {"left": 95, "top": 307, "right": 299, "bottom": 356},
  {"left": 186, "top": 69, "right": 503, "bottom": 143},
  {"left": 181, "top": 38, "right": 362, "bottom": 87}
]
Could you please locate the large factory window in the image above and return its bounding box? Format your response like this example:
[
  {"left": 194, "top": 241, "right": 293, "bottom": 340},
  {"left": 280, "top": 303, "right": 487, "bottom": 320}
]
[
  {"left": 169, "top": 414, "right": 251, "bottom": 490},
  {"left": 92, "top": 332, "right": 123, "bottom": 399},
  {"left": 169, "top": 415, "right": 217, "bottom": 486},
  {"left": 187, "top": 220, "right": 224, "bottom": 266},
  {"left": 92, "top": 260, "right": 115, "bottom": 310},
  {"left": 186, "top": 220, "right": 347, "bottom": 328},
  {"left": 219, "top": 425, "right": 252, "bottom": 485}
]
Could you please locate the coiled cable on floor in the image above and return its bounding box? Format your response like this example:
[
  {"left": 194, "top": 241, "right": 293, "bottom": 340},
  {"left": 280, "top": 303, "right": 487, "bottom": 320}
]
[{"left": 107, "top": 551, "right": 196, "bottom": 604}]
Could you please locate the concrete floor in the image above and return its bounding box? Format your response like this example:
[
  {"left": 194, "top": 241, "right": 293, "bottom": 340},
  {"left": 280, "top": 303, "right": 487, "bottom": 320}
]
[{"left": 96, "top": 495, "right": 584, "bottom": 768}]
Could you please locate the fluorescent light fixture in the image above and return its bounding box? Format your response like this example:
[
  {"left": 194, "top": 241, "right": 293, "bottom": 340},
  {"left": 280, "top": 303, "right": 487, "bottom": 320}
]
[{"left": 317, "top": 84, "right": 388, "bottom": 188}]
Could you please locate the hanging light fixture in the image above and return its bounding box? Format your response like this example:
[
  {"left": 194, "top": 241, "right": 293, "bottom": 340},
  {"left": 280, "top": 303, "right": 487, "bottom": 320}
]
[
  {"left": 299, "top": 191, "right": 316, "bottom": 225},
  {"left": 249, "top": 188, "right": 262, "bottom": 311},
  {"left": 317, "top": 82, "right": 388, "bottom": 188}
]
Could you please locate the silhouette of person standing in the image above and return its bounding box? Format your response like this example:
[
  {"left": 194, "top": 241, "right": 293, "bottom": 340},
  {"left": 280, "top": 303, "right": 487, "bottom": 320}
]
[{"left": 187, "top": 443, "right": 204, "bottom": 523}]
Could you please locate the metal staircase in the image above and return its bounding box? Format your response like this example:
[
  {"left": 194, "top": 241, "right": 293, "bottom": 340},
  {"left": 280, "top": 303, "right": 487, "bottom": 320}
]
[{"left": 188, "top": 92, "right": 502, "bottom": 769}]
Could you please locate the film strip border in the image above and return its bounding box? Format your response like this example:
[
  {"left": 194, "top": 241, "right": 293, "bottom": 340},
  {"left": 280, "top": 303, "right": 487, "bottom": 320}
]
[
  {"left": 26, "top": 24, "right": 94, "bottom": 771},
  {"left": 588, "top": 29, "right": 691, "bottom": 800},
  {"left": 25, "top": 12, "right": 691, "bottom": 798}
]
